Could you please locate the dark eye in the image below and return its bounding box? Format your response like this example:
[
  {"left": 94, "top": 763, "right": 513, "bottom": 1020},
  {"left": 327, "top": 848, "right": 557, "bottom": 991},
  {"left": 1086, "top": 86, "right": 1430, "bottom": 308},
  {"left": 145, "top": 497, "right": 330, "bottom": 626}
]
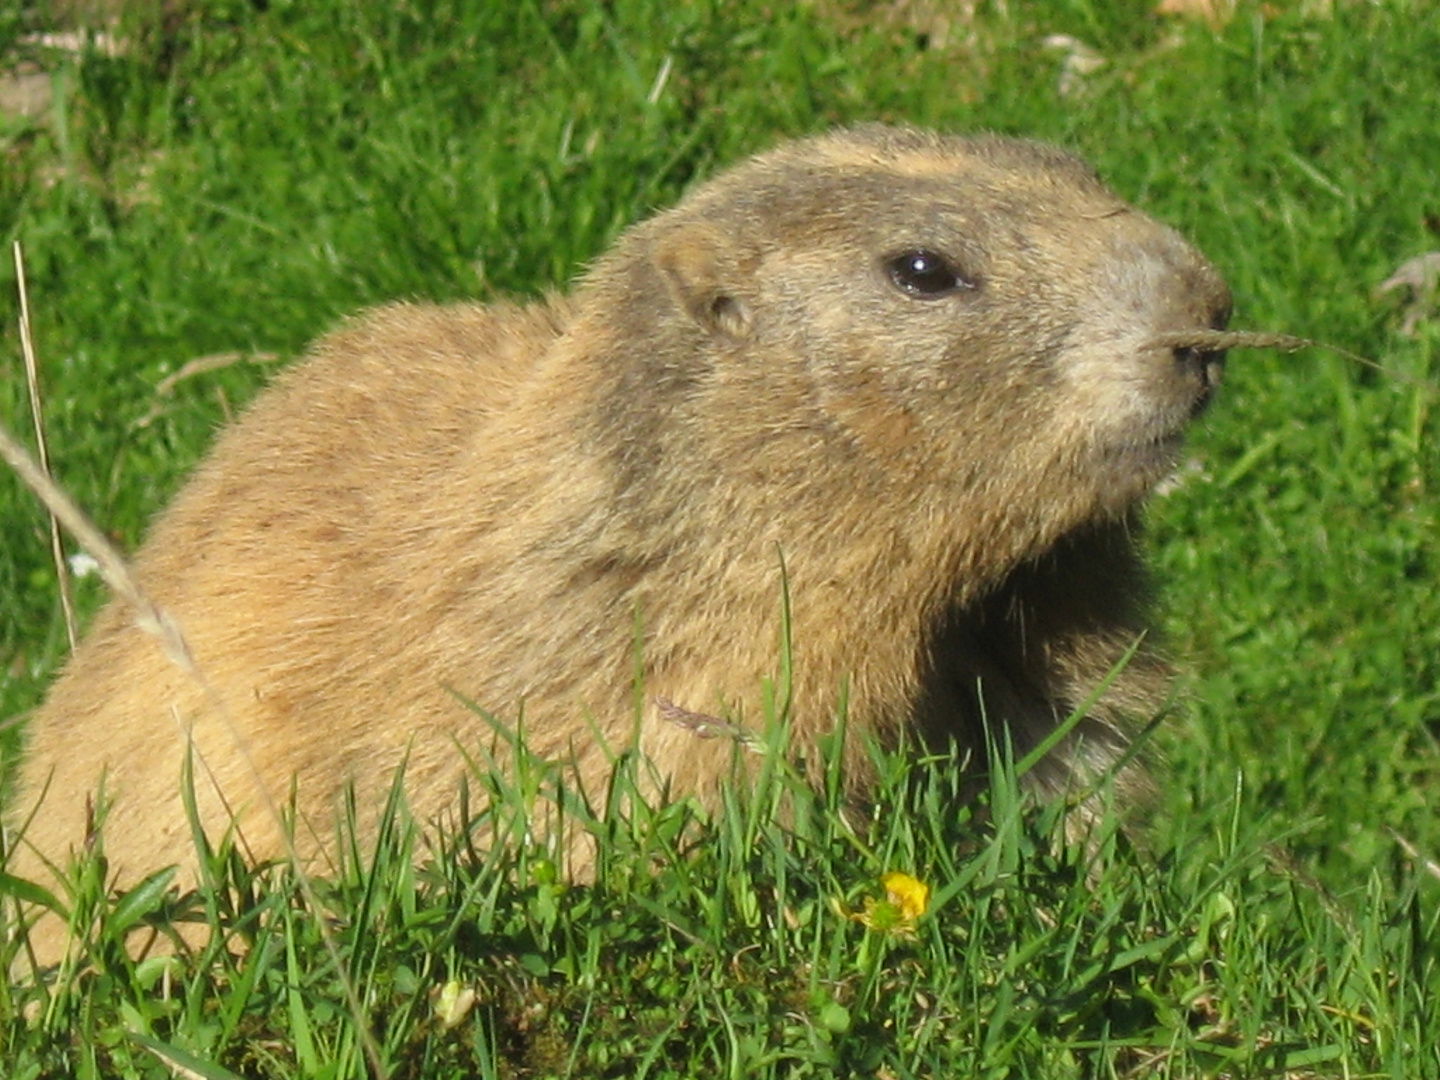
[{"left": 884, "top": 249, "right": 970, "bottom": 298}]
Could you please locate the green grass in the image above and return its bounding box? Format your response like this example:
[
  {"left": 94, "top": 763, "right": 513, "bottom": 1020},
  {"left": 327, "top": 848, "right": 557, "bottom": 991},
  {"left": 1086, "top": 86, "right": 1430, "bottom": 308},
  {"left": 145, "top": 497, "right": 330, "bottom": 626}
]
[{"left": 3, "top": 0, "right": 1439, "bottom": 1075}]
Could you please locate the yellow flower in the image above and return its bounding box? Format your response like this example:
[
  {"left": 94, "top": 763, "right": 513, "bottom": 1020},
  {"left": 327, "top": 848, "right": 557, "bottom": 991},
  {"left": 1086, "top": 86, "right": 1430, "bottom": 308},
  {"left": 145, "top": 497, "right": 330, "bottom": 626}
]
[
  {"left": 881, "top": 872, "right": 930, "bottom": 922},
  {"left": 842, "top": 871, "right": 931, "bottom": 935}
]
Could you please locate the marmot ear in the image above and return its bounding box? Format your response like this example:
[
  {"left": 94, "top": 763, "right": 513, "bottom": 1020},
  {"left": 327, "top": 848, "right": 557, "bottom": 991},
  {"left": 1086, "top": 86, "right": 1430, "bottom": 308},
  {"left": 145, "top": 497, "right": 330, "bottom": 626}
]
[{"left": 654, "top": 222, "right": 755, "bottom": 340}]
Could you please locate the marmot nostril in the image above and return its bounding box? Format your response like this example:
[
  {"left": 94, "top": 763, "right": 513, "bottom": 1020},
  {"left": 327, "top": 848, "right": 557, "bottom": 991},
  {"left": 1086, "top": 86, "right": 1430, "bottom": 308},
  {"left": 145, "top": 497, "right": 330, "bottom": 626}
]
[
  {"left": 1194, "top": 352, "right": 1227, "bottom": 403},
  {"left": 1206, "top": 349, "right": 1227, "bottom": 387}
]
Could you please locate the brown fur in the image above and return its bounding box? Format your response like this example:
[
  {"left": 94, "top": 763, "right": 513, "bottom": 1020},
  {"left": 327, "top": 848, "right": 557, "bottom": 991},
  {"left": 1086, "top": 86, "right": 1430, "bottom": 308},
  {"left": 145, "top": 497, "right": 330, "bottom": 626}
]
[{"left": 8, "top": 125, "right": 1230, "bottom": 963}]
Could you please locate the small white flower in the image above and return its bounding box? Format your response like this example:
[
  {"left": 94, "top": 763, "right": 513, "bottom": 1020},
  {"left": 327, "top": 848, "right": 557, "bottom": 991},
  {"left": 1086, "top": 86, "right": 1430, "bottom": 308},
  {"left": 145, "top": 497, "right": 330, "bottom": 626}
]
[
  {"left": 430, "top": 980, "right": 477, "bottom": 1031},
  {"left": 68, "top": 553, "right": 101, "bottom": 579}
]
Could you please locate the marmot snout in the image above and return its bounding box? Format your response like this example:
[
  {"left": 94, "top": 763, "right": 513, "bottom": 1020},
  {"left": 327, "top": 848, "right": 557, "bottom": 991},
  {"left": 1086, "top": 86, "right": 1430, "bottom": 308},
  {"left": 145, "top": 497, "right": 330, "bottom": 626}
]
[{"left": 11, "top": 125, "right": 1230, "bottom": 960}]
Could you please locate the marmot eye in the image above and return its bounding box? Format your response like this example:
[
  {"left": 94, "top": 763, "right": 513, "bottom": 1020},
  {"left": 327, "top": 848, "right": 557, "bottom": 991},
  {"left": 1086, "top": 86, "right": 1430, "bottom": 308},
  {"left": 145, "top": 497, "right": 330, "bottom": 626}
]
[{"left": 884, "top": 249, "right": 969, "bottom": 298}]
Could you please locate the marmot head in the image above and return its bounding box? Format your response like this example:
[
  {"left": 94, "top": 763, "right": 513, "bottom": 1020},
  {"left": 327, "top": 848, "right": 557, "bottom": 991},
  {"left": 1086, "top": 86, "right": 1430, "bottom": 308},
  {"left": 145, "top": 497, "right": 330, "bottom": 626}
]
[{"left": 583, "top": 125, "right": 1231, "bottom": 571}]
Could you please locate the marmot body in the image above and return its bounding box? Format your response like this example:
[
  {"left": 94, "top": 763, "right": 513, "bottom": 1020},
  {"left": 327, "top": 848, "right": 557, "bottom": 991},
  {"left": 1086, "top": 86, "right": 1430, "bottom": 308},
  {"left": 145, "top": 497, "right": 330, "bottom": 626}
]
[{"left": 12, "top": 125, "right": 1230, "bottom": 957}]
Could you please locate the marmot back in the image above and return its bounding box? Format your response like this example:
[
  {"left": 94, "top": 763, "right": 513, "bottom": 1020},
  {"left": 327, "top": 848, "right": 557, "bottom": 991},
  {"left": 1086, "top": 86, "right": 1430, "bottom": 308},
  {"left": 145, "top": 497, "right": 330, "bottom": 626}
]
[{"left": 10, "top": 125, "right": 1231, "bottom": 963}]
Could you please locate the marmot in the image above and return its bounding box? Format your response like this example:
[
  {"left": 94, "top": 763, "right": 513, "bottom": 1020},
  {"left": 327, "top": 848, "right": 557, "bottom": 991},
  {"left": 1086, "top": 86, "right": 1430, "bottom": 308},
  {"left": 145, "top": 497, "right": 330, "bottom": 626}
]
[{"left": 9, "top": 125, "right": 1230, "bottom": 961}]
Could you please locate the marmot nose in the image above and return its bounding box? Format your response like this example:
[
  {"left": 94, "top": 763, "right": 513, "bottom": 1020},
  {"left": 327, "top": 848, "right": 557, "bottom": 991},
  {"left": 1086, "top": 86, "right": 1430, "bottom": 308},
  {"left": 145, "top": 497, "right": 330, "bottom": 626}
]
[{"left": 1159, "top": 249, "right": 1230, "bottom": 395}]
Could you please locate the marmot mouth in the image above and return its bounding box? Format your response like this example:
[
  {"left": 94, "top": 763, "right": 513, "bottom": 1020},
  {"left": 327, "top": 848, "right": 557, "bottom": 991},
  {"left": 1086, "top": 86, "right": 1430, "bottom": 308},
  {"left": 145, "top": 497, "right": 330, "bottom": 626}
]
[{"left": 1101, "top": 425, "right": 1188, "bottom": 485}]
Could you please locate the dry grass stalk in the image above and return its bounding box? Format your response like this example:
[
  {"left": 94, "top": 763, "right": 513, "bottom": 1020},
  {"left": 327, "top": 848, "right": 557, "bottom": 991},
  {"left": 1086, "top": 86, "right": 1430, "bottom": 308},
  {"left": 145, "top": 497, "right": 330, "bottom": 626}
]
[
  {"left": 1389, "top": 828, "right": 1440, "bottom": 882},
  {"left": 0, "top": 421, "right": 188, "bottom": 671},
  {"left": 1148, "top": 329, "right": 1439, "bottom": 396},
  {"left": 13, "top": 242, "right": 78, "bottom": 651},
  {"left": 132, "top": 349, "right": 280, "bottom": 430}
]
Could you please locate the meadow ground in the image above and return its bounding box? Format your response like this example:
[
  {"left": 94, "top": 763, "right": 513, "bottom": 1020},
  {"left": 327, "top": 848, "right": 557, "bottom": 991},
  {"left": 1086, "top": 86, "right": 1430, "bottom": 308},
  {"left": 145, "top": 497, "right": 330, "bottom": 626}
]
[{"left": 1, "top": 1, "right": 1438, "bottom": 1076}]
